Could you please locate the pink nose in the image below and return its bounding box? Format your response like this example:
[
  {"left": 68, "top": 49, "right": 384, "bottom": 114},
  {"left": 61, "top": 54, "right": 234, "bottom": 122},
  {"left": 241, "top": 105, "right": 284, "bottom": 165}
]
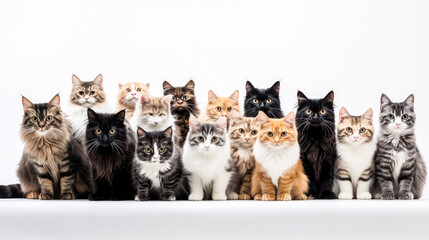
[
  {"left": 354, "top": 136, "right": 359, "bottom": 139},
  {"left": 396, "top": 123, "right": 401, "bottom": 126},
  {"left": 131, "top": 93, "right": 136, "bottom": 96},
  {"left": 153, "top": 156, "right": 158, "bottom": 159},
  {"left": 154, "top": 122, "right": 158, "bottom": 125},
  {"left": 84, "top": 97, "right": 89, "bottom": 100},
  {"left": 205, "top": 146, "right": 210, "bottom": 149},
  {"left": 245, "top": 138, "right": 250, "bottom": 142}
]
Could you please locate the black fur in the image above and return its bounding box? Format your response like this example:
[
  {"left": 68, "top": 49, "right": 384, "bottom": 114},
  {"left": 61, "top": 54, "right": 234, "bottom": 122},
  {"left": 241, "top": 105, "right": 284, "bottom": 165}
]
[
  {"left": 0, "top": 184, "right": 22, "bottom": 198},
  {"left": 244, "top": 81, "right": 284, "bottom": 118}
]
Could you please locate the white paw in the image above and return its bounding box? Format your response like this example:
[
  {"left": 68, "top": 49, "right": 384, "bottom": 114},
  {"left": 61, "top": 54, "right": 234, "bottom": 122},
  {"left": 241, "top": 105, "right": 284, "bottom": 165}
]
[
  {"left": 357, "top": 191, "right": 372, "bottom": 200},
  {"left": 338, "top": 192, "right": 353, "bottom": 200},
  {"left": 188, "top": 193, "right": 203, "bottom": 201},
  {"left": 134, "top": 195, "right": 140, "bottom": 201},
  {"left": 227, "top": 192, "right": 238, "bottom": 200},
  {"left": 212, "top": 193, "right": 227, "bottom": 201}
]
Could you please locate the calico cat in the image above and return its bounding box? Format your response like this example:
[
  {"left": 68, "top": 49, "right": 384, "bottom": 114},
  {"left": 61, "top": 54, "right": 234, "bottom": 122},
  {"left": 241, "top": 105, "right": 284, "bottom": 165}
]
[
  {"left": 334, "top": 107, "right": 376, "bottom": 200},
  {"left": 372, "top": 94, "right": 426, "bottom": 200},
  {"left": 183, "top": 115, "right": 239, "bottom": 200},
  {"left": 85, "top": 109, "right": 136, "bottom": 200},
  {"left": 68, "top": 74, "right": 110, "bottom": 142},
  {"left": 116, "top": 82, "right": 150, "bottom": 120},
  {"left": 133, "top": 127, "right": 190, "bottom": 201},
  {"left": 129, "top": 93, "right": 173, "bottom": 132},
  {"left": 244, "top": 81, "right": 284, "bottom": 118},
  {"left": 0, "top": 95, "right": 92, "bottom": 199},
  {"left": 205, "top": 90, "right": 240, "bottom": 122},
  {"left": 163, "top": 80, "right": 200, "bottom": 147},
  {"left": 228, "top": 110, "right": 259, "bottom": 200},
  {"left": 295, "top": 91, "right": 337, "bottom": 199},
  {"left": 252, "top": 111, "right": 308, "bottom": 201}
]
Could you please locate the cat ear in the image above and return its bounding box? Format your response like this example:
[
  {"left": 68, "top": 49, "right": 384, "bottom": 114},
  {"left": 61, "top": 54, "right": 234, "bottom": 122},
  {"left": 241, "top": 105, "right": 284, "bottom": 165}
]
[
  {"left": 380, "top": 94, "right": 391, "bottom": 107},
  {"left": 324, "top": 91, "right": 334, "bottom": 103},
  {"left": 363, "top": 108, "right": 373, "bottom": 122},
  {"left": 72, "top": 74, "right": 82, "bottom": 86},
  {"left": 246, "top": 81, "right": 255, "bottom": 93},
  {"left": 137, "top": 127, "right": 147, "bottom": 138},
  {"left": 339, "top": 107, "right": 350, "bottom": 122},
  {"left": 93, "top": 74, "right": 103, "bottom": 87},
  {"left": 115, "top": 109, "right": 126, "bottom": 123},
  {"left": 228, "top": 110, "right": 241, "bottom": 120},
  {"left": 188, "top": 114, "right": 200, "bottom": 128},
  {"left": 284, "top": 112, "right": 295, "bottom": 126},
  {"left": 161, "top": 95, "right": 173, "bottom": 106},
  {"left": 297, "top": 91, "right": 308, "bottom": 104},
  {"left": 87, "top": 108, "right": 99, "bottom": 123},
  {"left": 404, "top": 94, "right": 414, "bottom": 106},
  {"left": 48, "top": 94, "right": 61, "bottom": 108},
  {"left": 215, "top": 116, "right": 227, "bottom": 130},
  {"left": 230, "top": 90, "right": 239, "bottom": 102},
  {"left": 270, "top": 81, "right": 281, "bottom": 95},
  {"left": 21, "top": 96, "right": 33, "bottom": 110},
  {"left": 256, "top": 111, "right": 270, "bottom": 124},
  {"left": 163, "top": 81, "right": 174, "bottom": 94},
  {"left": 184, "top": 80, "right": 195, "bottom": 90},
  {"left": 144, "top": 83, "right": 150, "bottom": 89},
  {"left": 163, "top": 126, "right": 173, "bottom": 138},
  {"left": 140, "top": 92, "right": 151, "bottom": 105},
  {"left": 208, "top": 90, "right": 217, "bottom": 103}
]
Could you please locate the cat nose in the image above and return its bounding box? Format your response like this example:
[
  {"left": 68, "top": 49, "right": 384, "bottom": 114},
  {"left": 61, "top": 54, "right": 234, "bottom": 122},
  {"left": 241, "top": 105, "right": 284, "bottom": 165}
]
[
  {"left": 131, "top": 93, "right": 136, "bottom": 96},
  {"left": 205, "top": 146, "right": 210, "bottom": 149},
  {"left": 84, "top": 97, "right": 89, "bottom": 100},
  {"left": 245, "top": 137, "right": 250, "bottom": 142},
  {"left": 154, "top": 121, "right": 158, "bottom": 125},
  {"left": 153, "top": 156, "right": 159, "bottom": 160},
  {"left": 177, "top": 101, "right": 183, "bottom": 105},
  {"left": 396, "top": 123, "right": 401, "bottom": 126},
  {"left": 39, "top": 121, "right": 46, "bottom": 128}
]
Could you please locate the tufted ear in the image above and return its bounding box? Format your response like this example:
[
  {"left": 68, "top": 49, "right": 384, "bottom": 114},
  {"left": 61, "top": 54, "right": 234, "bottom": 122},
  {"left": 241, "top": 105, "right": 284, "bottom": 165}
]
[
  {"left": 137, "top": 127, "right": 147, "bottom": 138},
  {"left": 270, "top": 81, "right": 280, "bottom": 95},
  {"left": 215, "top": 116, "right": 227, "bottom": 130},
  {"left": 21, "top": 96, "right": 34, "bottom": 110},
  {"left": 93, "top": 74, "right": 103, "bottom": 87},
  {"left": 208, "top": 90, "right": 217, "bottom": 103},
  {"left": 324, "top": 91, "right": 334, "bottom": 103},
  {"left": 256, "top": 111, "right": 270, "bottom": 125},
  {"left": 188, "top": 114, "right": 200, "bottom": 129},
  {"left": 48, "top": 94, "right": 61, "bottom": 109},
  {"left": 140, "top": 92, "right": 151, "bottom": 105},
  {"left": 163, "top": 81, "right": 174, "bottom": 95},
  {"left": 72, "top": 74, "right": 82, "bottom": 86},
  {"left": 297, "top": 91, "right": 308, "bottom": 105},
  {"left": 363, "top": 108, "right": 373, "bottom": 122},
  {"left": 284, "top": 112, "right": 295, "bottom": 126},
  {"left": 246, "top": 81, "right": 255, "bottom": 93},
  {"left": 339, "top": 107, "right": 350, "bottom": 122},
  {"left": 163, "top": 126, "right": 173, "bottom": 138},
  {"left": 161, "top": 95, "right": 173, "bottom": 106},
  {"left": 230, "top": 90, "right": 239, "bottom": 102}
]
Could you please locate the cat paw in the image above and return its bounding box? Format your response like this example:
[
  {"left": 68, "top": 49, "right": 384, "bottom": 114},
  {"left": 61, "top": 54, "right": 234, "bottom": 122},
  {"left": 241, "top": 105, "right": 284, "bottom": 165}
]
[
  {"left": 89, "top": 193, "right": 105, "bottom": 201},
  {"left": 261, "top": 194, "right": 276, "bottom": 201},
  {"left": 276, "top": 194, "right": 292, "bottom": 201},
  {"left": 61, "top": 192, "right": 75, "bottom": 200},
  {"left": 135, "top": 195, "right": 149, "bottom": 201},
  {"left": 188, "top": 193, "right": 203, "bottom": 201},
  {"left": 212, "top": 193, "right": 227, "bottom": 201},
  {"left": 238, "top": 194, "right": 251, "bottom": 200},
  {"left": 26, "top": 192, "right": 39, "bottom": 199},
  {"left": 338, "top": 192, "right": 353, "bottom": 200},
  {"left": 227, "top": 192, "right": 238, "bottom": 200},
  {"left": 357, "top": 192, "right": 372, "bottom": 200},
  {"left": 381, "top": 192, "right": 395, "bottom": 200},
  {"left": 398, "top": 191, "right": 414, "bottom": 200},
  {"left": 319, "top": 191, "right": 336, "bottom": 199},
  {"left": 162, "top": 195, "right": 176, "bottom": 201},
  {"left": 253, "top": 194, "right": 262, "bottom": 200},
  {"left": 294, "top": 194, "right": 308, "bottom": 200},
  {"left": 39, "top": 192, "right": 54, "bottom": 200}
]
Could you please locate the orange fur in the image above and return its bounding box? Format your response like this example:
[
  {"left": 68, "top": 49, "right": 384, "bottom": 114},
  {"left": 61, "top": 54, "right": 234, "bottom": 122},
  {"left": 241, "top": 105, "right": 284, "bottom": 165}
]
[
  {"left": 205, "top": 90, "right": 240, "bottom": 122},
  {"left": 117, "top": 82, "right": 149, "bottom": 120}
]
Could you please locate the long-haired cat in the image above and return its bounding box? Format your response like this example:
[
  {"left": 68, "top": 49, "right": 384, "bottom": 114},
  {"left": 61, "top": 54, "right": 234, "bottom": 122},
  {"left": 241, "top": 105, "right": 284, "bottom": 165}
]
[
  {"left": 295, "top": 91, "right": 337, "bottom": 199},
  {"left": 0, "top": 95, "right": 92, "bottom": 199},
  {"left": 85, "top": 109, "right": 136, "bottom": 200},
  {"left": 251, "top": 111, "right": 308, "bottom": 201},
  {"left": 334, "top": 107, "right": 376, "bottom": 200},
  {"left": 133, "top": 126, "right": 190, "bottom": 201},
  {"left": 205, "top": 90, "right": 240, "bottom": 122},
  {"left": 244, "top": 81, "right": 284, "bottom": 118},
  {"left": 129, "top": 92, "right": 173, "bottom": 132},
  {"left": 116, "top": 82, "right": 150, "bottom": 120},
  {"left": 183, "top": 115, "right": 239, "bottom": 200},
  {"left": 68, "top": 74, "right": 111, "bottom": 142},
  {"left": 372, "top": 94, "right": 426, "bottom": 200},
  {"left": 228, "top": 110, "right": 259, "bottom": 200},
  {"left": 163, "top": 80, "right": 200, "bottom": 147}
]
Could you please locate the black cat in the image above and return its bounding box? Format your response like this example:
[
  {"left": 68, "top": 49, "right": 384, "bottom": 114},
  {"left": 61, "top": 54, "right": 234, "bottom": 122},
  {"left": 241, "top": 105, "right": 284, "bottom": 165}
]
[
  {"left": 244, "top": 81, "right": 284, "bottom": 118},
  {"left": 295, "top": 91, "right": 336, "bottom": 199},
  {"left": 85, "top": 109, "right": 136, "bottom": 200}
]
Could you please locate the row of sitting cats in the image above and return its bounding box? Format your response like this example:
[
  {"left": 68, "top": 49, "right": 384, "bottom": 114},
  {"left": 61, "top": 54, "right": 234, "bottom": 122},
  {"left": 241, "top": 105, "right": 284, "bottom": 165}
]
[{"left": 0, "top": 74, "right": 426, "bottom": 201}]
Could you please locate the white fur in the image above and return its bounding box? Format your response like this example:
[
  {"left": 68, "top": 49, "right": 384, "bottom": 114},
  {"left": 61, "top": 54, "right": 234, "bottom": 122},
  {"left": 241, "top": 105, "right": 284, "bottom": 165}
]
[{"left": 253, "top": 140, "right": 300, "bottom": 187}]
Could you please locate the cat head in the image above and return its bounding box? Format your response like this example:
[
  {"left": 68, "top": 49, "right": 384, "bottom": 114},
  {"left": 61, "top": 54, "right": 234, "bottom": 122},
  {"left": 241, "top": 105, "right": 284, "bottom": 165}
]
[
  {"left": 137, "top": 93, "right": 173, "bottom": 127},
  {"left": 21, "top": 94, "right": 64, "bottom": 138},
  {"left": 163, "top": 80, "right": 198, "bottom": 114},
  {"left": 228, "top": 110, "right": 260, "bottom": 146},
  {"left": 117, "top": 82, "right": 149, "bottom": 107},
  {"left": 206, "top": 90, "right": 240, "bottom": 120},
  {"left": 136, "top": 127, "right": 174, "bottom": 163},
  {"left": 186, "top": 114, "right": 228, "bottom": 154},
  {"left": 379, "top": 94, "right": 415, "bottom": 134},
  {"left": 296, "top": 91, "right": 335, "bottom": 131},
  {"left": 86, "top": 109, "right": 127, "bottom": 151},
  {"left": 337, "top": 107, "right": 374, "bottom": 145},
  {"left": 70, "top": 74, "right": 106, "bottom": 107},
  {"left": 244, "top": 81, "right": 282, "bottom": 118},
  {"left": 256, "top": 111, "right": 297, "bottom": 149}
]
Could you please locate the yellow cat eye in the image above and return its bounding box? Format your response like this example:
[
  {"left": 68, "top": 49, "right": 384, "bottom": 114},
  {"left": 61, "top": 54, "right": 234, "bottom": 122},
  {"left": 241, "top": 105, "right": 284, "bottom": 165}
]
[
  {"left": 216, "top": 107, "right": 222, "bottom": 112},
  {"left": 238, "top": 128, "right": 245, "bottom": 134},
  {"left": 96, "top": 129, "right": 102, "bottom": 135},
  {"left": 320, "top": 109, "right": 326, "bottom": 115},
  {"left": 227, "top": 107, "right": 232, "bottom": 112},
  {"left": 159, "top": 147, "right": 165, "bottom": 153},
  {"left": 253, "top": 99, "right": 258, "bottom": 103},
  {"left": 198, "top": 136, "right": 204, "bottom": 142},
  {"left": 145, "top": 147, "right": 152, "bottom": 153},
  {"left": 46, "top": 115, "right": 53, "bottom": 121},
  {"left": 109, "top": 129, "right": 116, "bottom": 135},
  {"left": 31, "top": 116, "right": 38, "bottom": 122},
  {"left": 346, "top": 127, "right": 353, "bottom": 133},
  {"left": 280, "top": 131, "right": 287, "bottom": 137},
  {"left": 251, "top": 130, "right": 258, "bottom": 135},
  {"left": 306, "top": 109, "right": 312, "bottom": 114},
  {"left": 267, "top": 131, "right": 273, "bottom": 137},
  {"left": 266, "top": 99, "right": 272, "bottom": 103},
  {"left": 359, "top": 128, "right": 366, "bottom": 133}
]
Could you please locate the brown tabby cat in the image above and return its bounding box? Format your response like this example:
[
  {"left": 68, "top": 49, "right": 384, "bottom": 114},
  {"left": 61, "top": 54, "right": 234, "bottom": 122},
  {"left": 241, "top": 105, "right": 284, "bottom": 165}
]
[
  {"left": 251, "top": 111, "right": 308, "bottom": 201},
  {"left": 206, "top": 90, "right": 240, "bottom": 122},
  {"left": 228, "top": 110, "right": 259, "bottom": 200},
  {"left": 116, "top": 82, "right": 150, "bottom": 120}
]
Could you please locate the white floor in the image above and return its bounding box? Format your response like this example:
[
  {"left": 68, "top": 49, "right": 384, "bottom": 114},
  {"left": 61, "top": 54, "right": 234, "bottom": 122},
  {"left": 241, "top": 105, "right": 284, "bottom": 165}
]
[{"left": 0, "top": 199, "right": 428, "bottom": 240}]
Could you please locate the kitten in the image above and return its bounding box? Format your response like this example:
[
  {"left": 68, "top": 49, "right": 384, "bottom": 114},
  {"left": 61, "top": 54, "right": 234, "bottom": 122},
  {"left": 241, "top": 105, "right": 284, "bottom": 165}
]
[
  {"left": 183, "top": 115, "right": 239, "bottom": 200},
  {"left": 372, "top": 94, "right": 426, "bottom": 200},
  {"left": 68, "top": 74, "right": 111, "bottom": 142},
  {"left": 334, "top": 107, "right": 376, "bottom": 200},
  {"left": 133, "top": 127, "right": 190, "bottom": 201},
  {"left": 252, "top": 111, "right": 308, "bottom": 201},
  {"left": 205, "top": 90, "right": 240, "bottom": 122},
  {"left": 0, "top": 95, "right": 92, "bottom": 199},
  {"left": 116, "top": 82, "right": 150, "bottom": 120},
  {"left": 163, "top": 80, "right": 200, "bottom": 147},
  {"left": 244, "top": 81, "right": 284, "bottom": 118},
  {"left": 85, "top": 109, "right": 136, "bottom": 200},
  {"left": 228, "top": 110, "right": 259, "bottom": 200},
  {"left": 129, "top": 93, "right": 173, "bottom": 132},
  {"left": 295, "top": 91, "right": 337, "bottom": 199}
]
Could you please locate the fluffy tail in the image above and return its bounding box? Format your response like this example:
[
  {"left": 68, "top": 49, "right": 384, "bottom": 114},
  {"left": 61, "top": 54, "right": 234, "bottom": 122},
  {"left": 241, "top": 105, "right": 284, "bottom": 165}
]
[{"left": 0, "top": 184, "right": 23, "bottom": 198}]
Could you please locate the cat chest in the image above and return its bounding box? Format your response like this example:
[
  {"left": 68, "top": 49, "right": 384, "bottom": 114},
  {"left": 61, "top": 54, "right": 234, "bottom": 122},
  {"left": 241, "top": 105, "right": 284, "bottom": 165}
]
[
  {"left": 139, "top": 162, "right": 171, "bottom": 189},
  {"left": 259, "top": 156, "right": 298, "bottom": 187},
  {"left": 392, "top": 151, "right": 408, "bottom": 181}
]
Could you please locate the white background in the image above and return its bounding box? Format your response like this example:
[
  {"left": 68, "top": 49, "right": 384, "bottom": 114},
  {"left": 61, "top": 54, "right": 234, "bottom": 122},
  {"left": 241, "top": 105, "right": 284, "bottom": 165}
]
[{"left": 0, "top": 0, "right": 428, "bottom": 200}]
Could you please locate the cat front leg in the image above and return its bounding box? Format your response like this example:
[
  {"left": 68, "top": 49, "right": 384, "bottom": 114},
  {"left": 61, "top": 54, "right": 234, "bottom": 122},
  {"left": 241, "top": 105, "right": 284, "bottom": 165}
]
[
  {"left": 89, "top": 178, "right": 109, "bottom": 201},
  {"left": 36, "top": 165, "right": 54, "bottom": 200},
  {"left": 212, "top": 172, "right": 231, "bottom": 201},
  {"left": 59, "top": 158, "right": 76, "bottom": 200},
  {"left": 336, "top": 169, "right": 353, "bottom": 200},
  {"left": 398, "top": 159, "right": 415, "bottom": 200},
  {"left": 260, "top": 175, "right": 276, "bottom": 201},
  {"left": 239, "top": 170, "right": 252, "bottom": 200},
  {"left": 188, "top": 173, "right": 204, "bottom": 201},
  {"left": 376, "top": 157, "right": 395, "bottom": 200},
  {"left": 277, "top": 175, "right": 294, "bottom": 201},
  {"left": 356, "top": 167, "right": 373, "bottom": 200},
  {"left": 136, "top": 177, "right": 151, "bottom": 201}
]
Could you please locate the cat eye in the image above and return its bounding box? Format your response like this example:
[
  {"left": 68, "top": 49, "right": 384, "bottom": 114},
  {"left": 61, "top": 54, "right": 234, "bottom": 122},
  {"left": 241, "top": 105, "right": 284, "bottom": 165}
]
[
  {"left": 346, "top": 127, "right": 353, "bottom": 133},
  {"left": 267, "top": 131, "right": 273, "bottom": 137},
  {"left": 145, "top": 147, "right": 152, "bottom": 153},
  {"left": 172, "top": 96, "right": 177, "bottom": 101},
  {"left": 109, "top": 129, "right": 116, "bottom": 135},
  {"left": 149, "top": 113, "right": 154, "bottom": 116},
  {"left": 227, "top": 107, "right": 232, "bottom": 112},
  {"left": 238, "top": 128, "right": 245, "bottom": 134},
  {"left": 280, "top": 131, "right": 287, "bottom": 137},
  {"left": 137, "top": 88, "right": 142, "bottom": 92},
  {"left": 90, "top": 91, "right": 95, "bottom": 95},
  {"left": 216, "top": 107, "right": 222, "bottom": 112},
  {"left": 266, "top": 99, "right": 272, "bottom": 103},
  {"left": 95, "top": 129, "right": 102, "bottom": 135},
  {"left": 159, "top": 113, "right": 164, "bottom": 117},
  {"left": 402, "top": 114, "right": 409, "bottom": 120},
  {"left": 306, "top": 109, "right": 312, "bottom": 114},
  {"left": 183, "top": 96, "right": 189, "bottom": 100},
  {"left": 252, "top": 99, "right": 258, "bottom": 103},
  {"left": 79, "top": 91, "right": 85, "bottom": 96},
  {"left": 125, "top": 88, "right": 131, "bottom": 93},
  {"left": 45, "top": 115, "right": 53, "bottom": 121},
  {"left": 31, "top": 116, "right": 38, "bottom": 122},
  {"left": 320, "top": 109, "right": 326, "bottom": 115},
  {"left": 388, "top": 114, "right": 394, "bottom": 120},
  {"left": 159, "top": 147, "right": 165, "bottom": 153},
  {"left": 251, "top": 130, "right": 258, "bottom": 135},
  {"left": 359, "top": 128, "right": 366, "bottom": 133},
  {"left": 211, "top": 136, "right": 219, "bottom": 143},
  {"left": 198, "top": 136, "right": 204, "bottom": 142}
]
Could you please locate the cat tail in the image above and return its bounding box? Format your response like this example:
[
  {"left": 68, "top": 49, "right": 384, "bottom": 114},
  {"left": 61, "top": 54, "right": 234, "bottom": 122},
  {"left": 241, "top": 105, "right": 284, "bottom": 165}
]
[{"left": 0, "top": 184, "right": 23, "bottom": 198}]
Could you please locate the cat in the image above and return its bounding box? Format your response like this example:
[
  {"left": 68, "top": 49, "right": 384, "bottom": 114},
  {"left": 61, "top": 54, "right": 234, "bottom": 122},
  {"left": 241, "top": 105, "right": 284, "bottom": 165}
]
[
  {"left": 67, "top": 74, "right": 111, "bottom": 142},
  {"left": 0, "top": 94, "right": 92, "bottom": 199},
  {"left": 372, "top": 94, "right": 426, "bottom": 200},
  {"left": 116, "top": 82, "right": 150, "bottom": 120},
  {"left": 295, "top": 91, "right": 337, "bottom": 199},
  {"left": 228, "top": 110, "right": 259, "bottom": 200},
  {"left": 85, "top": 109, "right": 136, "bottom": 200},
  {"left": 334, "top": 107, "right": 376, "bottom": 200},
  {"left": 251, "top": 111, "right": 308, "bottom": 201},
  {"left": 133, "top": 126, "right": 190, "bottom": 201},
  {"left": 163, "top": 80, "right": 200, "bottom": 147},
  {"left": 129, "top": 92, "right": 173, "bottom": 132},
  {"left": 244, "top": 81, "right": 284, "bottom": 118},
  {"left": 205, "top": 90, "right": 240, "bottom": 123},
  {"left": 183, "top": 115, "right": 239, "bottom": 200}
]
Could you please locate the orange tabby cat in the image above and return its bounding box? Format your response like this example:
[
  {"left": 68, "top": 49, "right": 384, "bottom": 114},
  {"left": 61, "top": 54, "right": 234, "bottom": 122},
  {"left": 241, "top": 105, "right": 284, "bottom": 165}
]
[
  {"left": 251, "top": 111, "right": 308, "bottom": 201},
  {"left": 117, "top": 82, "right": 150, "bottom": 120},
  {"left": 205, "top": 90, "right": 240, "bottom": 122}
]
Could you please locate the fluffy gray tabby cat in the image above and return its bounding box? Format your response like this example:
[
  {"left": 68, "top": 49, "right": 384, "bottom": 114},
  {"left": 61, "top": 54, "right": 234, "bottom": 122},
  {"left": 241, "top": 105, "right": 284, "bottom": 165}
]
[{"left": 372, "top": 94, "right": 426, "bottom": 200}]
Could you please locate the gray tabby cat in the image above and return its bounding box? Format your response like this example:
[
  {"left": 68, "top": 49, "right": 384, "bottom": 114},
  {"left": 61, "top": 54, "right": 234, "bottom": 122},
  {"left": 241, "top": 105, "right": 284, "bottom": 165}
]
[{"left": 372, "top": 94, "right": 426, "bottom": 200}]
